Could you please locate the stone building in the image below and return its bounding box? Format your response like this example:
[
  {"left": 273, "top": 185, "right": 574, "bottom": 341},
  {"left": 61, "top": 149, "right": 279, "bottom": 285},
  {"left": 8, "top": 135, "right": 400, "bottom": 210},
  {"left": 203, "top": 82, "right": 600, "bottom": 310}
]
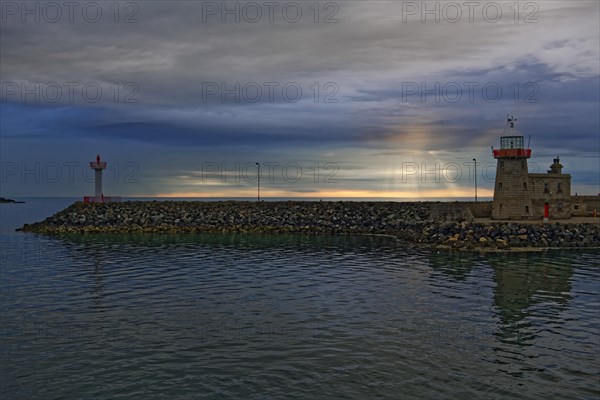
[
  {"left": 491, "top": 118, "right": 571, "bottom": 220},
  {"left": 571, "top": 195, "right": 600, "bottom": 217},
  {"left": 528, "top": 157, "right": 572, "bottom": 219}
]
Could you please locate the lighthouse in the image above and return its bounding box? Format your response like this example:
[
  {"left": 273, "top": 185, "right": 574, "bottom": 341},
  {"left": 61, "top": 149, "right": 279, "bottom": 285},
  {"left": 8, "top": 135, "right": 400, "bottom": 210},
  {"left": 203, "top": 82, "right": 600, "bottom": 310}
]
[
  {"left": 491, "top": 116, "right": 533, "bottom": 219},
  {"left": 83, "top": 155, "right": 121, "bottom": 203},
  {"left": 491, "top": 116, "right": 573, "bottom": 220},
  {"left": 90, "top": 154, "right": 107, "bottom": 201}
]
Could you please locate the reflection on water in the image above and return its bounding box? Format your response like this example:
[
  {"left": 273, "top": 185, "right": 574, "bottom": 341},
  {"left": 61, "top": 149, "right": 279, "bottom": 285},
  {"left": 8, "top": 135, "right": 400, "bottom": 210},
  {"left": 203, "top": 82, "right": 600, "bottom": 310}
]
[
  {"left": 430, "top": 251, "right": 576, "bottom": 339},
  {"left": 1, "top": 232, "right": 599, "bottom": 399},
  {"left": 91, "top": 255, "right": 104, "bottom": 310},
  {"left": 491, "top": 254, "right": 572, "bottom": 341},
  {"left": 428, "top": 251, "right": 478, "bottom": 281}
]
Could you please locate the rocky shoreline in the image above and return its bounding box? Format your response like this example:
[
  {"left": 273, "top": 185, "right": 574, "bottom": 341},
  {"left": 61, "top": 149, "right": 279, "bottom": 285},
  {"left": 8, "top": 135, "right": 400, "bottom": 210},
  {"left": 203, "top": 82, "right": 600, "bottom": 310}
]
[{"left": 18, "top": 201, "right": 600, "bottom": 251}]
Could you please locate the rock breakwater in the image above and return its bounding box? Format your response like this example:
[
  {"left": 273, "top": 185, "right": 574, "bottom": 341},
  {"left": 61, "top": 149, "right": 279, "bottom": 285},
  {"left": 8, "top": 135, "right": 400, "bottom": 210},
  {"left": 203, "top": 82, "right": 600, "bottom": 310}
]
[{"left": 18, "top": 201, "right": 600, "bottom": 251}]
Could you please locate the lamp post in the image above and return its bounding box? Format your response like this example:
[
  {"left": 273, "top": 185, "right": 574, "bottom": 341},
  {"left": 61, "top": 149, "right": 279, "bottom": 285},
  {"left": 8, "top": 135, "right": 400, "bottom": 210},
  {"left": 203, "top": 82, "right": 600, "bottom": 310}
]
[
  {"left": 473, "top": 158, "right": 478, "bottom": 202},
  {"left": 256, "top": 162, "right": 260, "bottom": 202}
]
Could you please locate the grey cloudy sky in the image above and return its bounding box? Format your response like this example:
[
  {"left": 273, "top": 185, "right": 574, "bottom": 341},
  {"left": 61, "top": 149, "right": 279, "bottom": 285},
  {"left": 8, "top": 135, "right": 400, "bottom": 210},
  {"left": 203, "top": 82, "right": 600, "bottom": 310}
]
[{"left": 1, "top": 1, "right": 598, "bottom": 197}]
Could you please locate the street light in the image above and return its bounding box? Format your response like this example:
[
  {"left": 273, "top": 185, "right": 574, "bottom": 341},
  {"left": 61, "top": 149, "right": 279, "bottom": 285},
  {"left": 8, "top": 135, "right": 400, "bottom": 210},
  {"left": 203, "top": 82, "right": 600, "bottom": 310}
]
[
  {"left": 473, "top": 158, "right": 478, "bottom": 202},
  {"left": 256, "top": 162, "right": 260, "bottom": 202}
]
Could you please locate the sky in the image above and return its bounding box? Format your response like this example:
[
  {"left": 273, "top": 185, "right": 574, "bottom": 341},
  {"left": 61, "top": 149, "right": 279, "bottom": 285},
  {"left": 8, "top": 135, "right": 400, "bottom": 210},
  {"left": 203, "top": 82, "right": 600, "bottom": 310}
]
[{"left": 1, "top": 0, "right": 599, "bottom": 198}]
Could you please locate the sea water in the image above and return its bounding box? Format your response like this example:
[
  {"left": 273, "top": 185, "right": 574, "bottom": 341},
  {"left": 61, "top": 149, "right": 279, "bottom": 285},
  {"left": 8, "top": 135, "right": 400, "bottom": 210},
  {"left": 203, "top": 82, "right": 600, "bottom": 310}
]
[{"left": 1, "top": 198, "right": 598, "bottom": 399}]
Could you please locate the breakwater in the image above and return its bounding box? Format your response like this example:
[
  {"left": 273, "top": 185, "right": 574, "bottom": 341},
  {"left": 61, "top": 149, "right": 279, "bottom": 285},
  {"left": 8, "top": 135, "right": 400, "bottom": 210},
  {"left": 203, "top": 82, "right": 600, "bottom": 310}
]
[
  {"left": 0, "top": 197, "right": 24, "bottom": 204},
  {"left": 18, "top": 201, "right": 600, "bottom": 250}
]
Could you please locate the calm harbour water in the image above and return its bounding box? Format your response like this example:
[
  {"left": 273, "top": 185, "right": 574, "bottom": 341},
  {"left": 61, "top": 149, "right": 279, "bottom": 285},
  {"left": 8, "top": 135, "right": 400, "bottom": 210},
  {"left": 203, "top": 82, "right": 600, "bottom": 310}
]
[{"left": 1, "top": 198, "right": 599, "bottom": 399}]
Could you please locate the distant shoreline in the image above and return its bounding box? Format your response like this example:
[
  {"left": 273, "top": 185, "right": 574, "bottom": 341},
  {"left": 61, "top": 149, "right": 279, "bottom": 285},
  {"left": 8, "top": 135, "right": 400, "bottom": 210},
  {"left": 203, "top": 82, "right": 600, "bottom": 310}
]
[
  {"left": 0, "top": 197, "right": 25, "bottom": 204},
  {"left": 18, "top": 200, "right": 600, "bottom": 251}
]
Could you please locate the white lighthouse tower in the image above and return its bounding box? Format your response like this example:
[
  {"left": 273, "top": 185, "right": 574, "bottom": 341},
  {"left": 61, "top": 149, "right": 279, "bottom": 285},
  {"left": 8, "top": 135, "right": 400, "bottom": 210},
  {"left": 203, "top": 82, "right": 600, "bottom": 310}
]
[
  {"left": 84, "top": 154, "right": 121, "bottom": 203},
  {"left": 90, "top": 154, "right": 107, "bottom": 201}
]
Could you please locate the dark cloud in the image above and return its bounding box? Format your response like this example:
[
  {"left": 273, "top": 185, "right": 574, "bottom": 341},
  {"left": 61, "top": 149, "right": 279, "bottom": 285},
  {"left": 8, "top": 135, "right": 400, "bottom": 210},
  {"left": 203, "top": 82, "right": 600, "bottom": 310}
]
[{"left": 1, "top": 1, "right": 598, "bottom": 196}]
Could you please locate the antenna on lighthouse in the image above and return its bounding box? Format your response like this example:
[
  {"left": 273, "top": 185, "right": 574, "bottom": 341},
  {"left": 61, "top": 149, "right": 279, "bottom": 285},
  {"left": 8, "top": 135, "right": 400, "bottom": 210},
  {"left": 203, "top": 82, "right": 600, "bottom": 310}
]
[
  {"left": 527, "top": 134, "right": 531, "bottom": 149},
  {"left": 503, "top": 115, "right": 518, "bottom": 135}
]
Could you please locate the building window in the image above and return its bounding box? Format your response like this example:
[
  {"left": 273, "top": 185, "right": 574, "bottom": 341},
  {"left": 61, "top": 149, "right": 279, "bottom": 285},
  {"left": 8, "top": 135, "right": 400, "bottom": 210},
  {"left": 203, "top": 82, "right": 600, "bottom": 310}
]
[
  {"left": 557, "top": 183, "right": 562, "bottom": 193},
  {"left": 525, "top": 206, "right": 529, "bottom": 214},
  {"left": 498, "top": 183, "right": 503, "bottom": 190},
  {"left": 574, "top": 205, "right": 579, "bottom": 210},
  {"left": 544, "top": 183, "right": 549, "bottom": 193},
  {"left": 523, "top": 182, "right": 527, "bottom": 190}
]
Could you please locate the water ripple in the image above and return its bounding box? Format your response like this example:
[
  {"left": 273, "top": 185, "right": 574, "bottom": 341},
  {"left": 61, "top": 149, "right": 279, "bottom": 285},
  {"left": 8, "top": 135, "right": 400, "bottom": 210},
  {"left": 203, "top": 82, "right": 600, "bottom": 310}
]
[{"left": 1, "top": 233, "right": 598, "bottom": 399}]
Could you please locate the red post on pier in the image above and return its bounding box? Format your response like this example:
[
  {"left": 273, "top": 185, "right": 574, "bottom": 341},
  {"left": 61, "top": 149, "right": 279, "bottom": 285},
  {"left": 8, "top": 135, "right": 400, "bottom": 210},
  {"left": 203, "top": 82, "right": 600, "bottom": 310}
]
[{"left": 543, "top": 202, "right": 549, "bottom": 223}]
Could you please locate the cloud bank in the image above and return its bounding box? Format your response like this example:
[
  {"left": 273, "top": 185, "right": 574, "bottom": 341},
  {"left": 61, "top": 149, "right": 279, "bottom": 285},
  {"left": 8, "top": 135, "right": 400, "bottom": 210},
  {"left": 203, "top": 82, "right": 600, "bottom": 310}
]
[{"left": 1, "top": 1, "right": 598, "bottom": 196}]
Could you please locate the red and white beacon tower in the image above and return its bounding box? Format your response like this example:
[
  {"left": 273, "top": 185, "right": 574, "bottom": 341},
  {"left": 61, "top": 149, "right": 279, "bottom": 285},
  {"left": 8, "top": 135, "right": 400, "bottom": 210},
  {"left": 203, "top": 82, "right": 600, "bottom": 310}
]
[
  {"left": 90, "top": 154, "right": 107, "bottom": 201},
  {"left": 491, "top": 117, "right": 533, "bottom": 220},
  {"left": 84, "top": 155, "right": 121, "bottom": 203}
]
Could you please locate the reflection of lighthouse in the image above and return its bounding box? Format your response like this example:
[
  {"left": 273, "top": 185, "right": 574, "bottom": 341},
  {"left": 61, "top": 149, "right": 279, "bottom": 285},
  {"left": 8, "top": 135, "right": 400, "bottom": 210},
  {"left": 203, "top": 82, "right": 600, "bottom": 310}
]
[
  {"left": 90, "top": 154, "right": 107, "bottom": 201},
  {"left": 83, "top": 155, "right": 121, "bottom": 203}
]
